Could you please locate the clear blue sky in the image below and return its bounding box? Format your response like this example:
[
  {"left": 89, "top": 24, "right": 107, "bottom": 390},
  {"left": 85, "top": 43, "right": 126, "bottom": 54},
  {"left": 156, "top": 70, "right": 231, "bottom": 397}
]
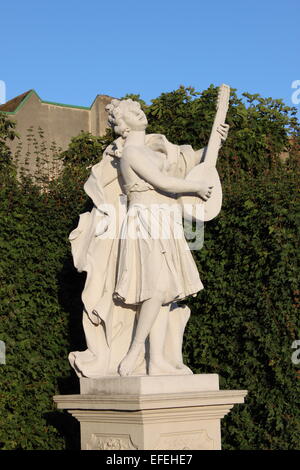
[{"left": 1, "top": 0, "right": 299, "bottom": 117}]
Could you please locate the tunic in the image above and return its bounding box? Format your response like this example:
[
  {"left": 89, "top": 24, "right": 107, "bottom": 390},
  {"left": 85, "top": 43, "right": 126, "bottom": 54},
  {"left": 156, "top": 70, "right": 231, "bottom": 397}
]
[{"left": 113, "top": 172, "right": 204, "bottom": 306}]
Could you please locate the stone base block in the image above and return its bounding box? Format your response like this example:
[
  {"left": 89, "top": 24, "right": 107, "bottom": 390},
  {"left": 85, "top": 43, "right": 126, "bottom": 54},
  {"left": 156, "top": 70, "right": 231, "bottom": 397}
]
[{"left": 54, "top": 375, "right": 247, "bottom": 450}]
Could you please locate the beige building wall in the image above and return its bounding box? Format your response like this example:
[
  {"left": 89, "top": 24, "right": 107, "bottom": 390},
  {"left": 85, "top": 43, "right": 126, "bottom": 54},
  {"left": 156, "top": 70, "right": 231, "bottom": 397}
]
[
  {"left": 90, "top": 94, "right": 113, "bottom": 136},
  {"left": 0, "top": 90, "right": 113, "bottom": 176}
]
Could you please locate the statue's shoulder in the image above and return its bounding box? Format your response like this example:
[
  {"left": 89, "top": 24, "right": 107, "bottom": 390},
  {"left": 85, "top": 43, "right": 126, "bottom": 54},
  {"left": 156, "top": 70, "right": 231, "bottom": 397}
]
[
  {"left": 146, "top": 133, "right": 173, "bottom": 151},
  {"left": 146, "top": 133, "right": 194, "bottom": 154}
]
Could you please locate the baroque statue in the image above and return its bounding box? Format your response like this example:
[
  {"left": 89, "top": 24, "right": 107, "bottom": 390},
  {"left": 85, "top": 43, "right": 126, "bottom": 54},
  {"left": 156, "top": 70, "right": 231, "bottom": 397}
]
[{"left": 68, "top": 85, "right": 230, "bottom": 378}]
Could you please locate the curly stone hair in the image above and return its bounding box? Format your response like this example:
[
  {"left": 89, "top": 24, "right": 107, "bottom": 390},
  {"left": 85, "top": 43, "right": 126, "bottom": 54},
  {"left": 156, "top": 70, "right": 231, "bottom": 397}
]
[{"left": 105, "top": 98, "right": 142, "bottom": 138}]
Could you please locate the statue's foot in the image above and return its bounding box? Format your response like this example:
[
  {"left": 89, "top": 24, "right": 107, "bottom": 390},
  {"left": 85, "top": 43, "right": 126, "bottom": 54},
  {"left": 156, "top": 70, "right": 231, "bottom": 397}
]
[
  {"left": 149, "top": 357, "right": 192, "bottom": 376},
  {"left": 118, "top": 344, "right": 142, "bottom": 377}
]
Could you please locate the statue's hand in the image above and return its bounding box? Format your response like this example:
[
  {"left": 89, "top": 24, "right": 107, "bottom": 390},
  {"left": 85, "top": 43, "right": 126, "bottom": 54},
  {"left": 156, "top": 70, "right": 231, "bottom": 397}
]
[
  {"left": 197, "top": 182, "right": 213, "bottom": 201},
  {"left": 217, "top": 123, "right": 230, "bottom": 144}
]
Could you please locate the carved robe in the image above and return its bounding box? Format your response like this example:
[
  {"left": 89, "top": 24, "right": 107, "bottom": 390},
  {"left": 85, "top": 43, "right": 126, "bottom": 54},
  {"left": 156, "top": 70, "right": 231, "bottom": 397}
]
[{"left": 69, "top": 134, "right": 203, "bottom": 377}]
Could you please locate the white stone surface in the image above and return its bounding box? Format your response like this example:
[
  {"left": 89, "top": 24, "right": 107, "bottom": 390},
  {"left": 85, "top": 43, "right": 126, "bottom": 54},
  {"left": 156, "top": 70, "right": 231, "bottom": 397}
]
[
  {"left": 53, "top": 89, "right": 248, "bottom": 451},
  {"left": 80, "top": 374, "right": 219, "bottom": 395},
  {"left": 68, "top": 93, "right": 230, "bottom": 379},
  {"left": 54, "top": 389, "right": 247, "bottom": 412},
  {"left": 54, "top": 374, "right": 247, "bottom": 450}
]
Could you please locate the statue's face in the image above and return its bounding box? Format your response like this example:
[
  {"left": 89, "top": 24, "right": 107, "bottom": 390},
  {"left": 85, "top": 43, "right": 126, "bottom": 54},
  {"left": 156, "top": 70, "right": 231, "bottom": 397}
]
[{"left": 120, "top": 104, "right": 148, "bottom": 132}]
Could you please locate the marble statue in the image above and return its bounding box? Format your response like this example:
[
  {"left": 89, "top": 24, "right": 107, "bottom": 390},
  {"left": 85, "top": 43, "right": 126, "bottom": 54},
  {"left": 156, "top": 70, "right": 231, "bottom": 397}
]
[{"left": 68, "top": 86, "right": 230, "bottom": 378}]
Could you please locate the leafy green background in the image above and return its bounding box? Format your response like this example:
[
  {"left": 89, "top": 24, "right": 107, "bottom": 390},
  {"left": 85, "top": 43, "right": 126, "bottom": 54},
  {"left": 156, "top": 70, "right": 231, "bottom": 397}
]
[{"left": 0, "top": 86, "right": 299, "bottom": 449}]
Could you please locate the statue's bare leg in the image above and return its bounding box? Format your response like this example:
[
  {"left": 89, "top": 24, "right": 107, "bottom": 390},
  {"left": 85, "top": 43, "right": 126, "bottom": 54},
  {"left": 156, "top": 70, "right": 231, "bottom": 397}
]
[
  {"left": 118, "top": 291, "right": 165, "bottom": 376},
  {"left": 148, "top": 305, "right": 193, "bottom": 375},
  {"left": 163, "top": 304, "right": 193, "bottom": 374},
  {"left": 148, "top": 304, "right": 169, "bottom": 374}
]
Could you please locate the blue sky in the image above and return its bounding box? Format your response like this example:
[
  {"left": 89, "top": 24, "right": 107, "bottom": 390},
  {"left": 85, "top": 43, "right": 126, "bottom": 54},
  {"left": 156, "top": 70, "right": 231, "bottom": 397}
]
[{"left": 1, "top": 0, "right": 299, "bottom": 117}]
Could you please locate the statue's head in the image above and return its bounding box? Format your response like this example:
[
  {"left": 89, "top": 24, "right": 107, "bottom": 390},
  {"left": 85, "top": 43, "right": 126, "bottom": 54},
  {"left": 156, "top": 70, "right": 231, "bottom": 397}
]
[{"left": 105, "top": 99, "right": 148, "bottom": 138}]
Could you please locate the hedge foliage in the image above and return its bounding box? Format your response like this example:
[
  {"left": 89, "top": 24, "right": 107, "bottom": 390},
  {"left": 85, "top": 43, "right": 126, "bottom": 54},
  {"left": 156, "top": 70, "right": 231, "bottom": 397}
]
[
  {"left": 185, "top": 162, "right": 300, "bottom": 449},
  {"left": 0, "top": 86, "right": 299, "bottom": 449}
]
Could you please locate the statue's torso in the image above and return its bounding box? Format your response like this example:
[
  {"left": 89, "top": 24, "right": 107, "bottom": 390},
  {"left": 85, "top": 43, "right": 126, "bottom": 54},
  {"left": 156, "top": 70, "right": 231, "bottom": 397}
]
[{"left": 120, "top": 144, "right": 177, "bottom": 205}]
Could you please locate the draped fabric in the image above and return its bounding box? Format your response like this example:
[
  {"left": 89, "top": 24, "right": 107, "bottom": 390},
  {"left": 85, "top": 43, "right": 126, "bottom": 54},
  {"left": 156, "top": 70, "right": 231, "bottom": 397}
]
[
  {"left": 69, "top": 135, "right": 203, "bottom": 350},
  {"left": 114, "top": 195, "right": 203, "bottom": 306}
]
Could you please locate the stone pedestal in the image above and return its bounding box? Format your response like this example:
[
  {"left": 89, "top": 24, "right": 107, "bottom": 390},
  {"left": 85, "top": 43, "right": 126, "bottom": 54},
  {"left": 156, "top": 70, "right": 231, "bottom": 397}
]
[{"left": 53, "top": 375, "right": 247, "bottom": 450}]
